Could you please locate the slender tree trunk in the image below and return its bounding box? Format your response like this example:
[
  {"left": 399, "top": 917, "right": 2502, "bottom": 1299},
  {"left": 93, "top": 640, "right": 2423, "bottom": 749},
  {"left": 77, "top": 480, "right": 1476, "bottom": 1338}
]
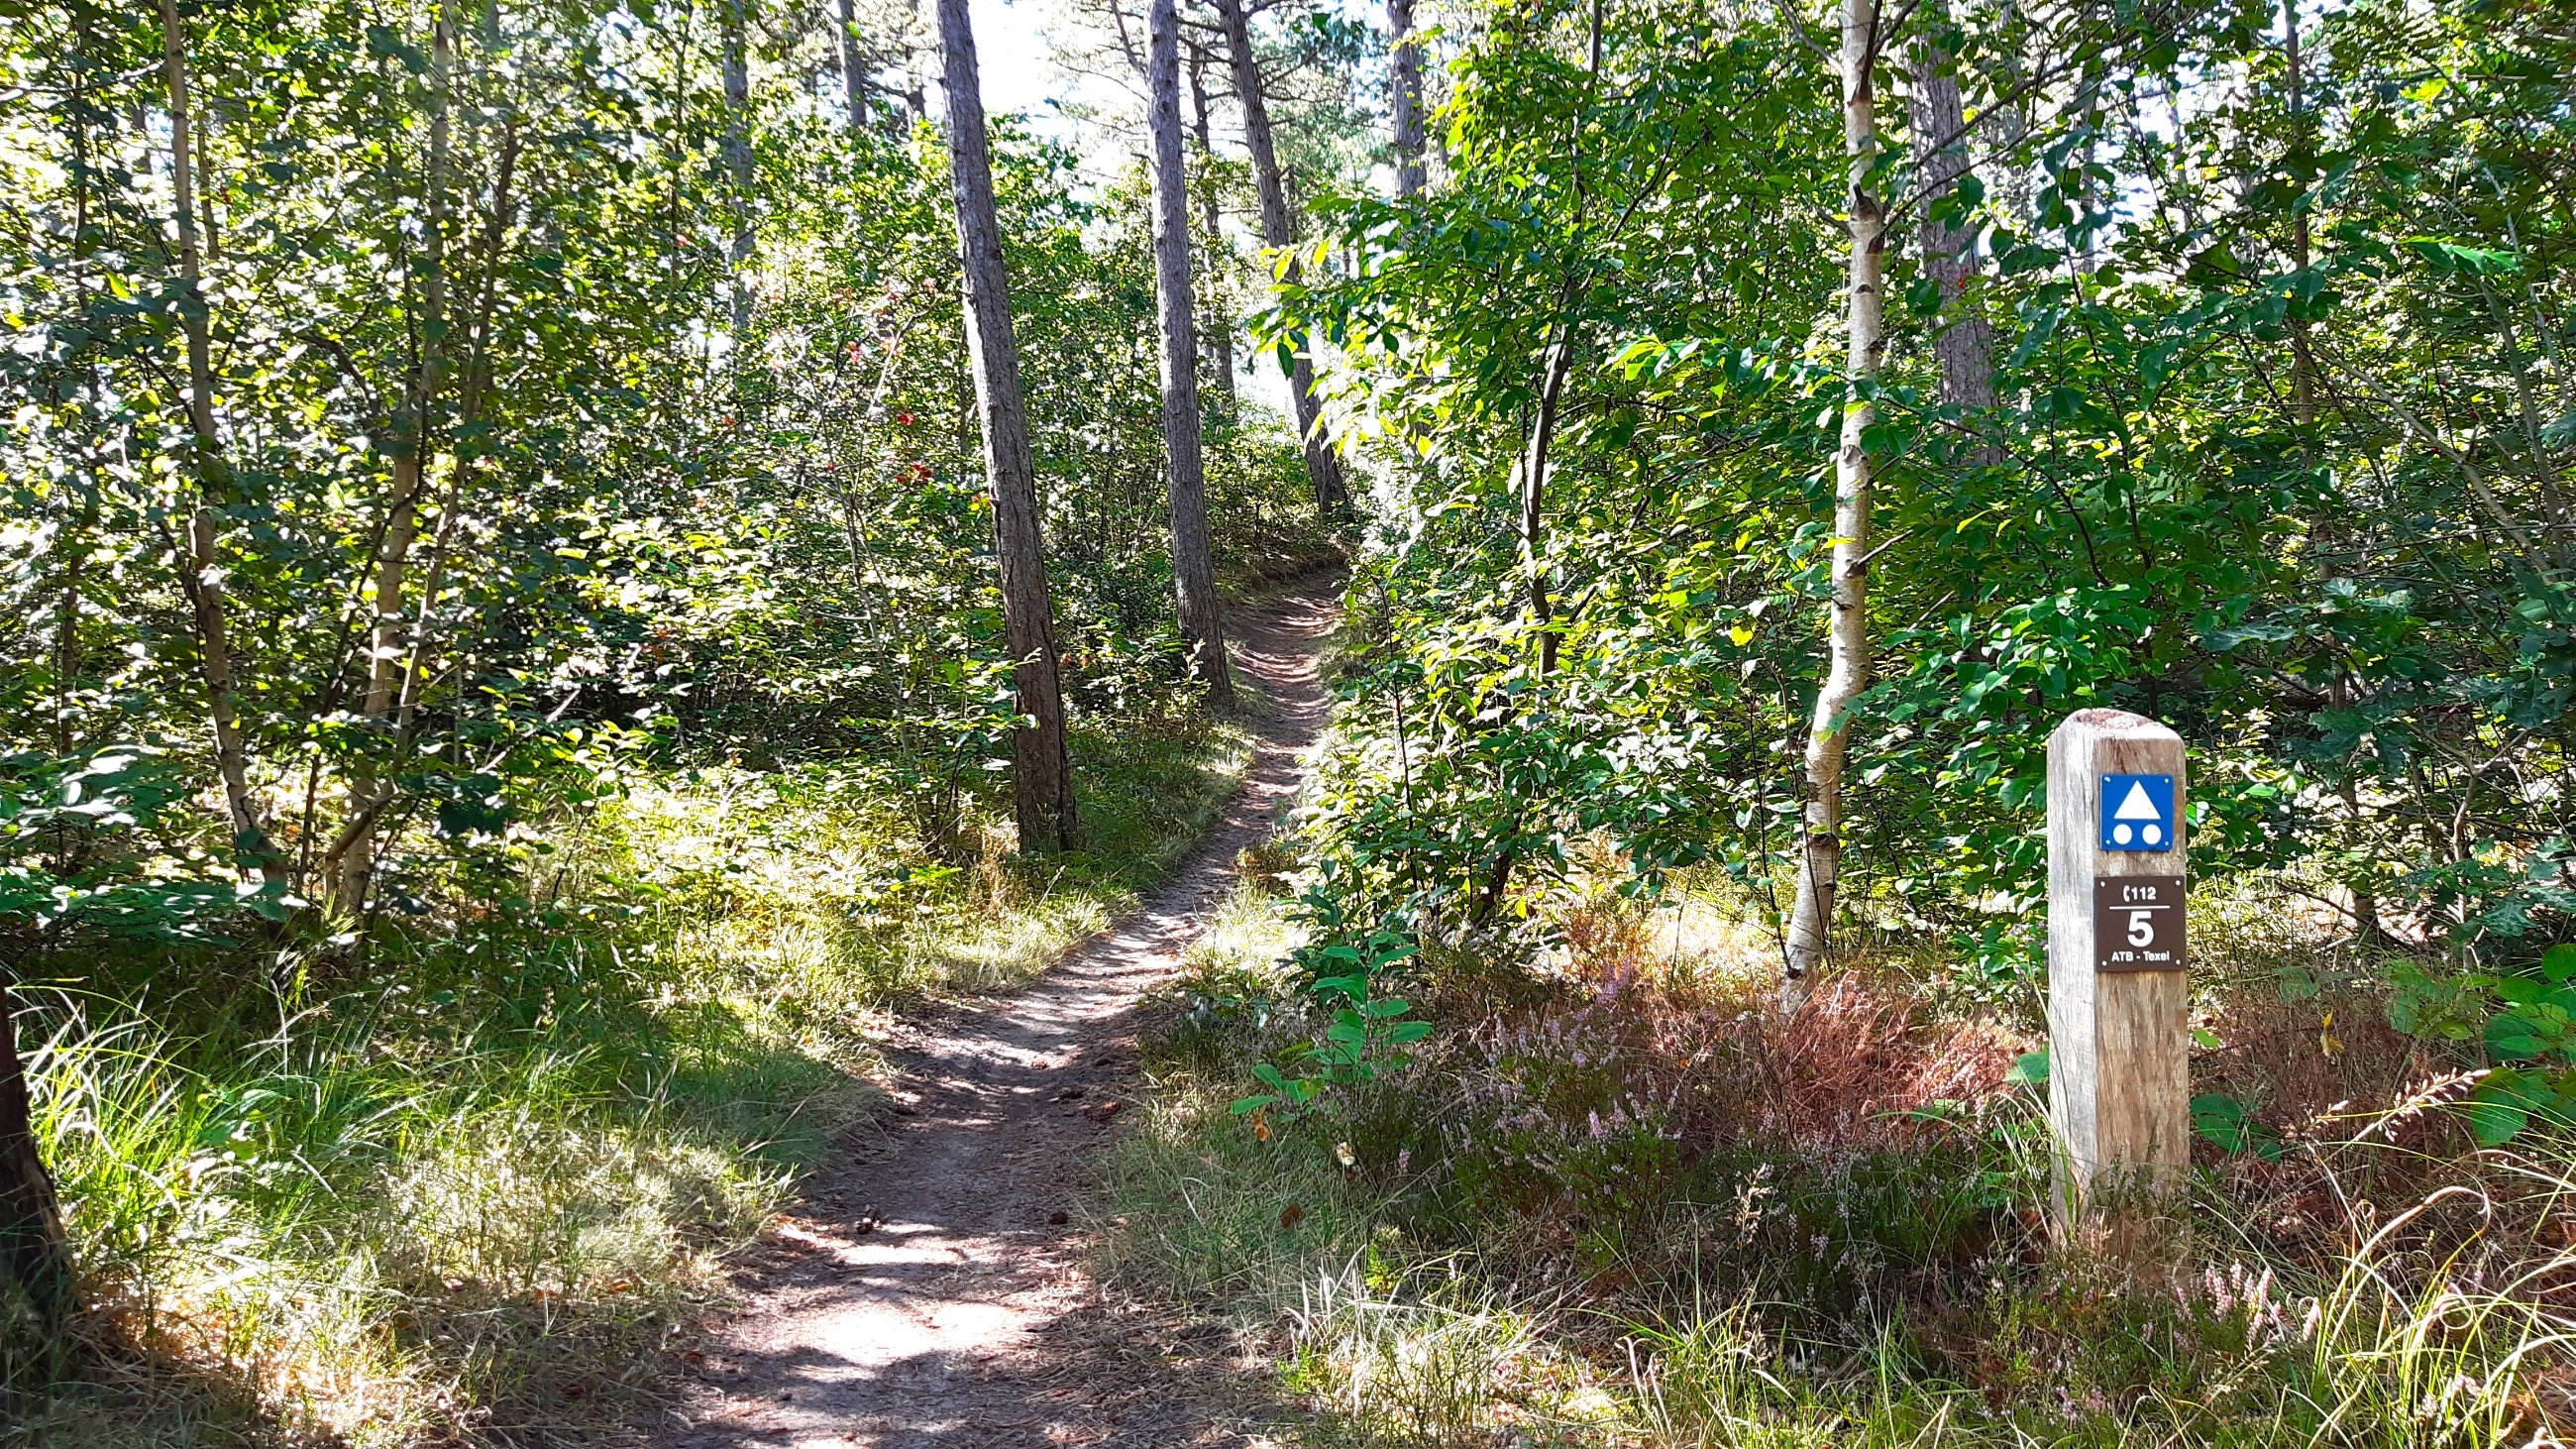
[
  {"left": 161, "top": 0, "right": 284, "bottom": 886},
  {"left": 2278, "top": 0, "right": 2374, "bottom": 939},
  {"left": 366, "top": 5, "right": 452, "bottom": 728},
  {"left": 1906, "top": 11, "right": 1996, "bottom": 435},
  {"left": 195, "top": 97, "right": 220, "bottom": 261},
  {"left": 2283, "top": 0, "right": 2315, "bottom": 431},
  {"left": 936, "top": 0, "right": 1078, "bottom": 851},
  {"left": 1518, "top": 338, "right": 1573, "bottom": 678},
  {"left": 724, "top": 0, "right": 755, "bottom": 338},
  {"left": 834, "top": 296, "right": 927, "bottom": 600},
  {"left": 56, "top": 39, "right": 99, "bottom": 775},
  {"left": 1186, "top": 48, "right": 1235, "bottom": 411},
  {"left": 327, "top": 105, "right": 520, "bottom": 901},
  {"left": 1389, "top": 0, "right": 1426, "bottom": 199},
  {"left": 1467, "top": 5, "right": 1596, "bottom": 925},
  {"left": 837, "top": 0, "right": 869, "bottom": 139},
  {"left": 1147, "top": 0, "right": 1234, "bottom": 704},
  {"left": 333, "top": 7, "right": 461, "bottom": 907},
  {"left": 1783, "top": 0, "right": 1886, "bottom": 993},
  {"left": 1467, "top": 335, "right": 1575, "bottom": 927},
  {"left": 1215, "top": 0, "right": 1346, "bottom": 517}
]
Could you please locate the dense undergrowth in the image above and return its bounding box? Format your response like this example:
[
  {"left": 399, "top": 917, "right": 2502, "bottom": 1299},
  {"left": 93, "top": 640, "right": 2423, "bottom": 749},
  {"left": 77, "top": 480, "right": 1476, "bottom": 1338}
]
[
  {"left": 3, "top": 718, "right": 1249, "bottom": 1446},
  {"left": 1103, "top": 863, "right": 2576, "bottom": 1447}
]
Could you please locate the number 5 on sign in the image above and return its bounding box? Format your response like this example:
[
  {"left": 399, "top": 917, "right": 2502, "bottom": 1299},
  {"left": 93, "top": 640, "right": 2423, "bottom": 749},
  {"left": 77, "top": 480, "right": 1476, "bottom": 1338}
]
[
  {"left": 2093, "top": 875, "right": 2183, "bottom": 970},
  {"left": 2047, "top": 711, "right": 2189, "bottom": 1253}
]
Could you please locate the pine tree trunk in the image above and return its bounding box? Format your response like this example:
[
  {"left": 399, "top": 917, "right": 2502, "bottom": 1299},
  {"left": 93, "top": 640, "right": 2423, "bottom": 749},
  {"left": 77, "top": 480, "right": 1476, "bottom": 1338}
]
[
  {"left": 1906, "top": 13, "right": 1997, "bottom": 432},
  {"left": 161, "top": 0, "right": 284, "bottom": 888},
  {"left": 837, "top": 0, "right": 869, "bottom": 139},
  {"left": 936, "top": 0, "right": 1079, "bottom": 852},
  {"left": 1215, "top": 0, "right": 1346, "bottom": 517},
  {"left": 1783, "top": 0, "right": 1886, "bottom": 994},
  {"left": 1147, "top": 0, "right": 1234, "bottom": 704},
  {"left": 1389, "top": 0, "right": 1426, "bottom": 198},
  {"left": 1186, "top": 49, "right": 1235, "bottom": 410}
]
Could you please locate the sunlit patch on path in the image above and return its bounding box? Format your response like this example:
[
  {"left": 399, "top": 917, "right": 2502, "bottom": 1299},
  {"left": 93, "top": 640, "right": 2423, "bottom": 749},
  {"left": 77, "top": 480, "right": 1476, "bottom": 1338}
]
[{"left": 665, "top": 580, "right": 1338, "bottom": 1449}]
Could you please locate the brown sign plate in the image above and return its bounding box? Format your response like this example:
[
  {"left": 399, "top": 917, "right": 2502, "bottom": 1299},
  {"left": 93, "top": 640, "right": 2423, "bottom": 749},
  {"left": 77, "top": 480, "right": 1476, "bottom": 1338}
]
[{"left": 2093, "top": 874, "right": 2186, "bottom": 972}]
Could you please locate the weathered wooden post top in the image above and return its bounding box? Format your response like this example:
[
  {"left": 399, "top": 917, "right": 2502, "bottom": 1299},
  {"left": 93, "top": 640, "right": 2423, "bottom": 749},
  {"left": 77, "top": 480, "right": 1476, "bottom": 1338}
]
[{"left": 2047, "top": 709, "right": 2189, "bottom": 1242}]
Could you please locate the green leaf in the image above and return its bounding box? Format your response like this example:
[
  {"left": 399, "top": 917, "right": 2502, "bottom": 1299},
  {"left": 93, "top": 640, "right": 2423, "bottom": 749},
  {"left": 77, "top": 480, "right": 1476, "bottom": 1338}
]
[
  {"left": 2006, "top": 1050, "right": 2049, "bottom": 1088},
  {"left": 2192, "top": 1092, "right": 2256, "bottom": 1153},
  {"left": 2404, "top": 237, "right": 2518, "bottom": 276},
  {"left": 2463, "top": 1096, "right": 2530, "bottom": 1146},
  {"left": 2487, "top": 1011, "right": 2549, "bottom": 1060},
  {"left": 2497, "top": 976, "right": 2553, "bottom": 1008},
  {"left": 2465, "top": 1069, "right": 2570, "bottom": 1145}
]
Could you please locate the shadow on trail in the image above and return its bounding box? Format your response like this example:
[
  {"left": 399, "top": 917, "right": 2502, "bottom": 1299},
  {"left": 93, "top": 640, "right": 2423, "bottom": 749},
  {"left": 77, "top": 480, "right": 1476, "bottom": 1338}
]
[{"left": 664, "top": 580, "right": 1340, "bottom": 1449}]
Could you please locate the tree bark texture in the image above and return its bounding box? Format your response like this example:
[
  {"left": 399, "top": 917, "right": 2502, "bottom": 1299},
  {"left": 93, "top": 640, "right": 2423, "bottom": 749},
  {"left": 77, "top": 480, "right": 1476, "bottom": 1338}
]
[
  {"left": 1147, "top": 0, "right": 1234, "bottom": 703},
  {"left": 838, "top": 0, "right": 870, "bottom": 139},
  {"left": 1215, "top": 0, "right": 1346, "bottom": 516},
  {"left": 724, "top": 0, "right": 755, "bottom": 337},
  {"left": 1520, "top": 334, "right": 1573, "bottom": 677},
  {"left": 2279, "top": 0, "right": 2375, "bottom": 938},
  {"left": 1783, "top": 0, "right": 1886, "bottom": 989},
  {"left": 1389, "top": 0, "right": 1426, "bottom": 198},
  {"left": 2284, "top": 0, "right": 2315, "bottom": 429},
  {"left": 1906, "top": 14, "right": 1996, "bottom": 423},
  {"left": 936, "top": 0, "right": 1079, "bottom": 851},
  {"left": 1185, "top": 48, "right": 1235, "bottom": 409},
  {"left": 338, "top": 8, "right": 487, "bottom": 908},
  {"left": 161, "top": 0, "right": 284, "bottom": 887}
]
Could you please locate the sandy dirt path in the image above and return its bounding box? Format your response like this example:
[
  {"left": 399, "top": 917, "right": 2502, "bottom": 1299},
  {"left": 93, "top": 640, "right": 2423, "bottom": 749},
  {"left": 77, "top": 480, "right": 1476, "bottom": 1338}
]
[{"left": 664, "top": 580, "right": 1337, "bottom": 1449}]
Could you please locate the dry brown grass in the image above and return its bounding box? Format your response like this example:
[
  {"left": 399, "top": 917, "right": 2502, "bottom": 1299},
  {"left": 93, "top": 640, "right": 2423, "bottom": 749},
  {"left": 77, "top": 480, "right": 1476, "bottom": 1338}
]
[
  {"left": 1111, "top": 867, "right": 2576, "bottom": 1445},
  {"left": 1452, "top": 886, "right": 2036, "bottom": 1159}
]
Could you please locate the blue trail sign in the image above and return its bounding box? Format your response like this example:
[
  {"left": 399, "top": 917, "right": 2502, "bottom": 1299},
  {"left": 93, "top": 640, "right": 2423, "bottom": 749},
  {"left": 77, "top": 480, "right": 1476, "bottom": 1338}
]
[{"left": 2099, "top": 773, "right": 2176, "bottom": 851}]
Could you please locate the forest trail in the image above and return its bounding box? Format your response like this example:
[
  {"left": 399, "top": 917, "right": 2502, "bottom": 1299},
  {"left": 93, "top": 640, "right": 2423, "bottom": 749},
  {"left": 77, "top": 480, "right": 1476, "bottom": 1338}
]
[{"left": 664, "top": 577, "right": 1340, "bottom": 1449}]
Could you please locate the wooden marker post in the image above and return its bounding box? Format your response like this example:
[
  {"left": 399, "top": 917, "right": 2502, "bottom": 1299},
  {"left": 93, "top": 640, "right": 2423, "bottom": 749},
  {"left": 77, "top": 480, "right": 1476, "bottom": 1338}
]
[{"left": 2047, "top": 709, "right": 2189, "bottom": 1249}]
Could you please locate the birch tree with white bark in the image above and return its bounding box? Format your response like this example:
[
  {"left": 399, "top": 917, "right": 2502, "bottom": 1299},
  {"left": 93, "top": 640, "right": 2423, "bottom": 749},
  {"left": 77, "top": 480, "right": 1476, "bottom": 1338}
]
[{"left": 1782, "top": 0, "right": 1888, "bottom": 993}]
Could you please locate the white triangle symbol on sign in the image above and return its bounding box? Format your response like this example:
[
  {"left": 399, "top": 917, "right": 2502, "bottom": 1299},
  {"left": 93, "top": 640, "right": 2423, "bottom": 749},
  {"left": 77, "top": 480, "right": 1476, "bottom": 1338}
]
[{"left": 2113, "top": 781, "right": 2162, "bottom": 821}]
